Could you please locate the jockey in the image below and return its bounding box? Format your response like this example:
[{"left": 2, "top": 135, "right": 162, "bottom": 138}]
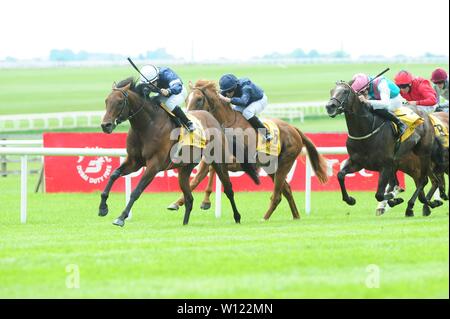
[
  {"left": 431, "top": 68, "right": 449, "bottom": 112},
  {"left": 138, "top": 64, "right": 194, "bottom": 132},
  {"left": 351, "top": 73, "right": 408, "bottom": 137},
  {"left": 218, "top": 74, "right": 273, "bottom": 142},
  {"left": 394, "top": 70, "right": 439, "bottom": 114}
]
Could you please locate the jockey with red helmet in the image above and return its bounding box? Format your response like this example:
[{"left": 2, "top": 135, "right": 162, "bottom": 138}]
[
  {"left": 218, "top": 74, "right": 273, "bottom": 142},
  {"left": 394, "top": 70, "right": 439, "bottom": 114},
  {"left": 431, "top": 68, "right": 449, "bottom": 112},
  {"left": 351, "top": 73, "right": 408, "bottom": 137},
  {"left": 139, "top": 64, "right": 194, "bottom": 132}
]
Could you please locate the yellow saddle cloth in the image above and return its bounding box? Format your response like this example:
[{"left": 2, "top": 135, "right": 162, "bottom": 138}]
[
  {"left": 256, "top": 119, "right": 281, "bottom": 156},
  {"left": 429, "top": 114, "right": 449, "bottom": 148},
  {"left": 178, "top": 114, "right": 206, "bottom": 149},
  {"left": 394, "top": 107, "right": 424, "bottom": 142}
]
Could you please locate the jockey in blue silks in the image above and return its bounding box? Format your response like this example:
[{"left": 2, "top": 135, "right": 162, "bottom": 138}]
[
  {"left": 218, "top": 74, "right": 273, "bottom": 142},
  {"left": 139, "top": 64, "right": 194, "bottom": 132}
]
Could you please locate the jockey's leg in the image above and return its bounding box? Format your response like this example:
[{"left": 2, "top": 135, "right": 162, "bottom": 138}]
[
  {"left": 172, "top": 106, "right": 195, "bottom": 132},
  {"left": 373, "top": 108, "right": 408, "bottom": 137},
  {"left": 166, "top": 88, "right": 194, "bottom": 132},
  {"left": 243, "top": 96, "right": 272, "bottom": 142}
]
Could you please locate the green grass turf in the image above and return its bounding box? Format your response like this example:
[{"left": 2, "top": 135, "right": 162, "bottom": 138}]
[
  {"left": 0, "top": 63, "right": 448, "bottom": 115},
  {"left": 0, "top": 173, "right": 448, "bottom": 298}
]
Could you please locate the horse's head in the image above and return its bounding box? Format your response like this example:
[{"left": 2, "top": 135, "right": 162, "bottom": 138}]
[
  {"left": 325, "top": 81, "right": 359, "bottom": 117},
  {"left": 186, "top": 80, "right": 219, "bottom": 111},
  {"left": 101, "top": 80, "right": 133, "bottom": 134}
]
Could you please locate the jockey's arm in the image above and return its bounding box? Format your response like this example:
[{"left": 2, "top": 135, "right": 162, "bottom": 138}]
[
  {"left": 230, "top": 87, "right": 251, "bottom": 107},
  {"left": 167, "top": 79, "right": 183, "bottom": 96},
  {"left": 368, "top": 80, "right": 391, "bottom": 109},
  {"left": 416, "top": 82, "right": 438, "bottom": 106}
]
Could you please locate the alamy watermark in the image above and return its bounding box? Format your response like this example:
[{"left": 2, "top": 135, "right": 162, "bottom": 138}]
[
  {"left": 365, "top": 264, "right": 381, "bottom": 289},
  {"left": 65, "top": 264, "right": 80, "bottom": 289}
]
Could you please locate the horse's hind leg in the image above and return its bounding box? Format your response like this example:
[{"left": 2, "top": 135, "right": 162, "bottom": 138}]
[
  {"left": 337, "top": 159, "right": 362, "bottom": 206},
  {"left": 178, "top": 164, "right": 197, "bottom": 225},
  {"left": 268, "top": 172, "right": 300, "bottom": 220},
  {"left": 99, "top": 159, "right": 140, "bottom": 217},
  {"left": 167, "top": 160, "right": 210, "bottom": 211},
  {"left": 200, "top": 166, "right": 215, "bottom": 210},
  {"left": 211, "top": 162, "right": 241, "bottom": 224}
]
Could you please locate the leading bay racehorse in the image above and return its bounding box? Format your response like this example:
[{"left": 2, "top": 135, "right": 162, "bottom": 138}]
[{"left": 99, "top": 77, "right": 243, "bottom": 226}]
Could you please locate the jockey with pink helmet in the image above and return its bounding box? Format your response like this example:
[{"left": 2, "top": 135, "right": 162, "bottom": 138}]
[
  {"left": 351, "top": 73, "right": 407, "bottom": 137},
  {"left": 431, "top": 68, "right": 449, "bottom": 112}
]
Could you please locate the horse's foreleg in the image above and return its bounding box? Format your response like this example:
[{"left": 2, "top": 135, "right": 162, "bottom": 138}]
[
  {"left": 211, "top": 162, "right": 241, "bottom": 224},
  {"left": 337, "top": 159, "right": 361, "bottom": 206},
  {"left": 113, "top": 160, "right": 159, "bottom": 227},
  {"left": 426, "top": 173, "right": 443, "bottom": 209},
  {"left": 178, "top": 164, "right": 197, "bottom": 225},
  {"left": 99, "top": 159, "right": 140, "bottom": 217}
]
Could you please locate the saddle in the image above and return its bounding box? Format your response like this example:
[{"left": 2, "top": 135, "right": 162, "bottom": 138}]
[{"left": 393, "top": 107, "right": 424, "bottom": 142}]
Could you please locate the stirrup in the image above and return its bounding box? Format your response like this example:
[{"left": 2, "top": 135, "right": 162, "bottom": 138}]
[{"left": 263, "top": 132, "right": 273, "bottom": 142}]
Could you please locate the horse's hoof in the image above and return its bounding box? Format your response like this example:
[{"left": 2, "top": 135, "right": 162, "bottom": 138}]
[
  {"left": 405, "top": 211, "right": 414, "bottom": 217},
  {"left": 383, "top": 193, "right": 394, "bottom": 201},
  {"left": 234, "top": 217, "right": 241, "bottom": 224},
  {"left": 422, "top": 206, "right": 432, "bottom": 217},
  {"left": 167, "top": 203, "right": 179, "bottom": 211},
  {"left": 113, "top": 218, "right": 125, "bottom": 227},
  {"left": 440, "top": 193, "right": 449, "bottom": 201},
  {"left": 346, "top": 197, "right": 356, "bottom": 206},
  {"left": 376, "top": 208, "right": 385, "bottom": 216},
  {"left": 98, "top": 206, "right": 108, "bottom": 217},
  {"left": 200, "top": 202, "right": 211, "bottom": 210},
  {"left": 388, "top": 198, "right": 404, "bottom": 207},
  {"left": 429, "top": 200, "right": 443, "bottom": 208}
]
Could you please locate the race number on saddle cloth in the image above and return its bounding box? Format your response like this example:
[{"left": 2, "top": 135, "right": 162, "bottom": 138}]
[
  {"left": 428, "top": 114, "right": 449, "bottom": 148},
  {"left": 178, "top": 114, "right": 206, "bottom": 149},
  {"left": 392, "top": 107, "right": 425, "bottom": 142},
  {"left": 255, "top": 119, "right": 281, "bottom": 156}
]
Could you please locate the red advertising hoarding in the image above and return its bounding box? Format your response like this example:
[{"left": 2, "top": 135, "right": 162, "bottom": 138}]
[{"left": 43, "top": 132, "right": 404, "bottom": 193}]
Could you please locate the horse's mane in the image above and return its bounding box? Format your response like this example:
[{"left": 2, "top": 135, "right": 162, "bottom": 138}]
[
  {"left": 116, "top": 77, "right": 137, "bottom": 90},
  {"left": 194, "top": 79, "right": 218, "bottom": 92}
]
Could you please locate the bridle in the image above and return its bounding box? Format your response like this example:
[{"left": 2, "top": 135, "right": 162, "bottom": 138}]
[
  {"left": 331, "top": 81, "right": 387, "bottom": 140},
  {"left": 112, "top": 87, "right": 144, "bottom": 125},
  {"left": 330, "top": 81, "right": 353, "bottom": 115},
  {"left": 191, "top": 86, "right": 238, "bottom": 128}
]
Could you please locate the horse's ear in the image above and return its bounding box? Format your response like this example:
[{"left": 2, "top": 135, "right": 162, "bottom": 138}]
[
  {"left": 123, "top": 83, "right": 131, "bottom": 91},
  {"left": 112, "top": 81, "right": 117, "bottom": 89},
  {"left": 188, "top": 81, "right": 194, "bottom": 90}
]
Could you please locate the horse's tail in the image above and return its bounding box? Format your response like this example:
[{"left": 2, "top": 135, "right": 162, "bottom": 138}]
[
  {"left": 241, "top": 162, "right": 261, "bottom": 185},
  {"left": 295, "top": 127, "right": 329, "bottom": 184}
]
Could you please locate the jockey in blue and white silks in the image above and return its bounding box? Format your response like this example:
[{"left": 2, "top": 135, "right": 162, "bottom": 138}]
[
  {"left": 139, "top": 64, "right": 194, "bottom": 132},
  {"left": 218, "top": 74, "right": 272, "bottom": 142},
  {"left": 352, "top": 73, "right": 408, "bottom": 137}
]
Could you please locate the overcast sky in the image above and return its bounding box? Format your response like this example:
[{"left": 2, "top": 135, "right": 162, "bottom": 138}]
[{"left": 1, "top": 0, "right": 448, "bottom": 61}]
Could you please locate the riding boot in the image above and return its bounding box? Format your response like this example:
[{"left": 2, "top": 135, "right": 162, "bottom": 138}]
[
  {"left": 247, "top": 116, "right": 273, "bottom": 142},
  {"left": 373, "top": 109, "right": 408, "bottom": 138},
  {"left": 172, "top": 106, "right": 195, "bottom": 132}
]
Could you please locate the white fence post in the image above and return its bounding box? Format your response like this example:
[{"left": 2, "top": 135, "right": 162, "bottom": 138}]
[
  {"left": 20, "top": 155, "right": 28, "bottom": 224},
  {"left": 215, "top": 174, "right": 222, "bottom": 218},
  {"left": 305, "top": 155, "right": 312, "bottom": 215}
]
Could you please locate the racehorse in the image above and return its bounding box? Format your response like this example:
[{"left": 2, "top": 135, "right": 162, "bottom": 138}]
[
  {"left": 325, "top": 80, "right": 436, "bottom": 216},
  {"left": 169, "top": 80, "right": 328, "bottom": 220},
  {"left": 99, "top": 77, "right": 245, "bottom": 226}
]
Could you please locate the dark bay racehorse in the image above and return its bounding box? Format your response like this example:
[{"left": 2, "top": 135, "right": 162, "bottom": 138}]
[
  {"left": 99, "top": 78, "right": 243, "bottom": 226},
  {"left": 170, "top": 80, "right": 329, "bottom": 220},
  {"left": 325, "top": 81, "right": 436, "bottom": 216}
]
